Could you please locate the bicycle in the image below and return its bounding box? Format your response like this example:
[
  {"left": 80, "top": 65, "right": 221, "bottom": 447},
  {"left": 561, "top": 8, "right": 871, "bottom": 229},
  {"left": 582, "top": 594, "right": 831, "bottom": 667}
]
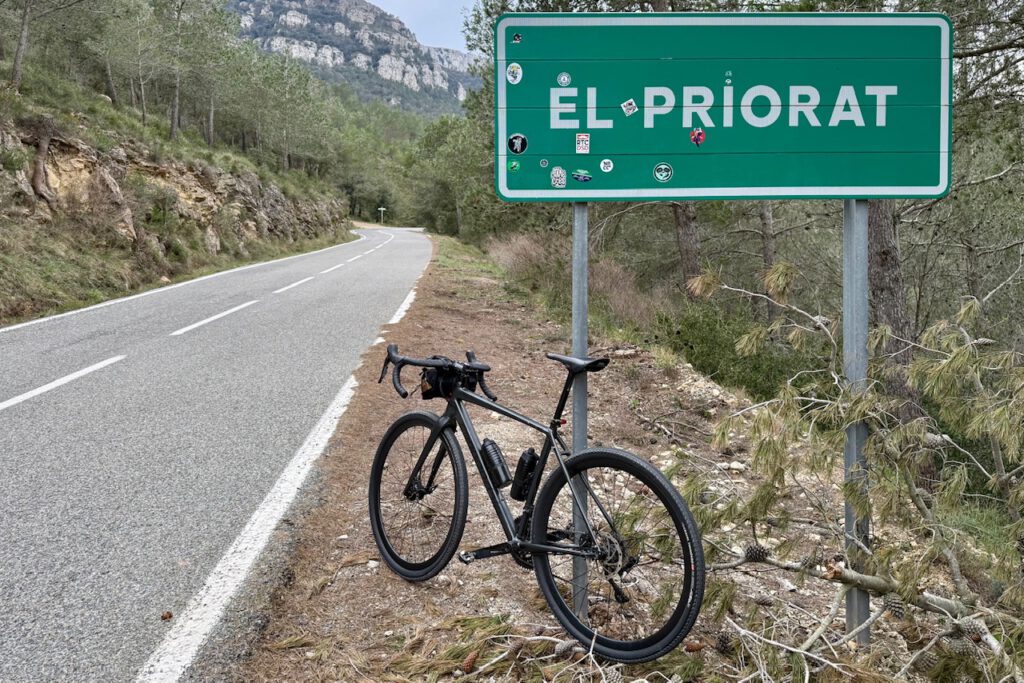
[{"left": 369, "top": 344, "right": 705, "bottom": 663}]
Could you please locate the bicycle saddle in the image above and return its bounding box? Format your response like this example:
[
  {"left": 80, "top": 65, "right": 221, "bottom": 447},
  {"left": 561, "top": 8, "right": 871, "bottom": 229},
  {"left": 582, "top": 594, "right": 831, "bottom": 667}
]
[{"left": 545, "top": 352, "right": 610, "bottom": 375}]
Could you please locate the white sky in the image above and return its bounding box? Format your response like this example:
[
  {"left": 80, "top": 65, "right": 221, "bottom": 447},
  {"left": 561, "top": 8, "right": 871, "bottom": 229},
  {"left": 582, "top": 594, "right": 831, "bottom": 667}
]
[{"left": 371, "top": 0, "right": 476, "bottom": 52}]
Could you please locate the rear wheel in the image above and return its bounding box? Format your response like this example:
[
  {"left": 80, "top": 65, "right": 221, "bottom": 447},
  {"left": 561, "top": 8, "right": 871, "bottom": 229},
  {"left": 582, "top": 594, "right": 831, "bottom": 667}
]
[
  {"left": 369, "top": 412, "right": 468, "bottom": 581},
  {"left": 532, "top": 449, "right": 704, "bottom": 663}
]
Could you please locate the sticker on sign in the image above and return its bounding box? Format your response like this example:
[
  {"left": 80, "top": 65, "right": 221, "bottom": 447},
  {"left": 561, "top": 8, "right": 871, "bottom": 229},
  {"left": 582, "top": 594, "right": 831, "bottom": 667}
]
[{"left": 494, "top": 13, "right": 952, "bottom": 202}]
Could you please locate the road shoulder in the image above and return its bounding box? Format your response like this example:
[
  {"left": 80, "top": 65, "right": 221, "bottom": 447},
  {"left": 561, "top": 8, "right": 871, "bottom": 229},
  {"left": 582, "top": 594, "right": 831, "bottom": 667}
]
[{"left": 226, "top": 236, "right": 745, "bottom": 680}]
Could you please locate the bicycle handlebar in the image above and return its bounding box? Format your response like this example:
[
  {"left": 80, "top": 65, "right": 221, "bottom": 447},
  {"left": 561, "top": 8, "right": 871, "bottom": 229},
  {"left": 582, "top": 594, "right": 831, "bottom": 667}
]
[
  {"left": 467, "top": 351, "right": 497, "bottom": 401},
  {"left": 379, "top": 344, "right": 496, "bottom": 401}
]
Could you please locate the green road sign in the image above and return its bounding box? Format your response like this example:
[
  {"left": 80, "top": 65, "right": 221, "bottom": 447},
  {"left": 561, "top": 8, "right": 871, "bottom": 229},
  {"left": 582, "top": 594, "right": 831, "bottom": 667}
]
[{"left": 494, "top": 13, "right": 952, "bottom": 202}]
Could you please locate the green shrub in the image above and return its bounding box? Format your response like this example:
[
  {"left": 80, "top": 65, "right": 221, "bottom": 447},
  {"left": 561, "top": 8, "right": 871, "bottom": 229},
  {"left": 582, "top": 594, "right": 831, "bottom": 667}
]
[
  {"left": 652, "top": 306, "right": 817, "bottom": 401},
  {"left": 0, "top": 147, "right": 29, "bottom": 173}
]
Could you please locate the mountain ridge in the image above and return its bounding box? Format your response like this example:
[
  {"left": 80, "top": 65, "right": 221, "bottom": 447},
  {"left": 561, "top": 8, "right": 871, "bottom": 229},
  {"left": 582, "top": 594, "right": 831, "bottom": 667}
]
[{"left": 228, "top": 0, "right": 480, "bottom": 116}]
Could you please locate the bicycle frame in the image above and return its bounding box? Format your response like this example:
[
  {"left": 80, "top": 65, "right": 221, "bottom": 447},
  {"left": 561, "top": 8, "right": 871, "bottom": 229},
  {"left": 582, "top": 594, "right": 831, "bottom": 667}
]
[{"left": 405, "top": 371, "right": 603, "bottom": 559}]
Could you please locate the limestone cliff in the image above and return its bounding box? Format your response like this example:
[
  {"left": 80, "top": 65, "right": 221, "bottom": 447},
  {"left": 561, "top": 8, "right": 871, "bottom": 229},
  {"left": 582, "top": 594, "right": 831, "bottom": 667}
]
[{"left": 229, "top": 0, "right": 480, "bottom": 115}]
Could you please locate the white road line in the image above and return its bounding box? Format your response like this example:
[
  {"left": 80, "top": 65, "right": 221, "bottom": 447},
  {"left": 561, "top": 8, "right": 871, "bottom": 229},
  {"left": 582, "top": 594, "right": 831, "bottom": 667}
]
[
  {"left": 272, "top": 277, "right": 314, "bottom": 294},
  {"left": 0, "top": 234, "right": 369, "bottom": 335},
  {"left": 136, "top": 376, "right": 359, "bottom": 683},
  {"left": 0, "top": 356, "right": 126, "bottom": 414},
  {"left": 321, "top": 231, "right": 393, "bottom": 273},
  {"left": 347, "top": 254, "right": 363, "bottom": 263},
  {"left": 169, "top": 301, "right": 259, "bottom": 337},
  {"left": 388, "top": 289, "right": 417, "bottom": 325}
]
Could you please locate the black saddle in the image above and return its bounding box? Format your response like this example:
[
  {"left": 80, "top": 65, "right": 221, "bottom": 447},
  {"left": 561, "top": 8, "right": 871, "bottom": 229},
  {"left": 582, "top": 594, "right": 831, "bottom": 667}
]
[{"left": 546, "top": 352, "right": 610, "bottom": 375}]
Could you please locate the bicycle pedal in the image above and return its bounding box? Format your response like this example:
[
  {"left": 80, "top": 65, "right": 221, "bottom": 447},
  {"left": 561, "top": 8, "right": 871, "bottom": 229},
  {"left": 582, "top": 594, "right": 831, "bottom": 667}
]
[{"left": 457, "top": 551, "right": 475, "bottom": 564}]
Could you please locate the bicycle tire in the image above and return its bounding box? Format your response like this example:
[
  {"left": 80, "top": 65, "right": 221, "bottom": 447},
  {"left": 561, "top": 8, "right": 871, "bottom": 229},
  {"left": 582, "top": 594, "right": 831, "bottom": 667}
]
[
  {"left": 368, "top": 411, "right": 468, "bottom": 582},
  {"left": 532, "top": 448, "right": 705, "bottom": 663}
]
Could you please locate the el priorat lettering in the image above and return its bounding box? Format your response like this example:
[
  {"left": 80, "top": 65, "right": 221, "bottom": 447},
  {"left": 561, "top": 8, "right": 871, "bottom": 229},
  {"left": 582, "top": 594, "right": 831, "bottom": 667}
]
[{"left": 549, "top": 85, "right": 899, "bottom": 130}]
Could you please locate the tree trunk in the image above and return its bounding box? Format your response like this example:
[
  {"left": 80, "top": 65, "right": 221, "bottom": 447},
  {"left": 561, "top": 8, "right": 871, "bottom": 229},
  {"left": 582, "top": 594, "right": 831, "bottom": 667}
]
[
  {"left": 672, "top": 201, "right": 702, "bottom": 290},
  {"left": 129, "top": 77, "right": 138, "bottom": 108},
  {"left": 240, "top": 130, "right": 247, "bottom": 153},
  {"left": 0, "top": 30, "right": 7, "bottom": 62},
  {"left": 868, "top": 200, "right": 913, "bottom": 354},
  {"left": 31, "top": 124, "right": 56, "bottom": 206},
  {"left": 170, "top": 66, "right": 181, "bottom": 139},
  {"left": 139, "top": 76, "right": 148, "bottom": 126},
  {"left": 868, "top": 199, "right": 927, "bottom": 434},
  {"left": 104, "top": 57, "right": 119, "bottom": 106},
  {"left": 758, "top": 200, "right": 779, "bottom": 320},
  {"left": 205, "top": 94, "right": 214, "bottom": 146},
  {"left": 169, "top": 4, "right": 183, "bottom": 140},
  {"left": 963, "top": 239, "right": 981, "bottom": 300},
  {"left": 10, "top": 0, "right": 32, "bottom": 93}
]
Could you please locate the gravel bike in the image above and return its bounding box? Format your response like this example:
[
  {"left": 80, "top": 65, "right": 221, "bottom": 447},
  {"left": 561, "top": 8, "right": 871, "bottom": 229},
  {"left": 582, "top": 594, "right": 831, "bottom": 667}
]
[{"left": 369, "top": 344, "right": 704, "bottom": 663}]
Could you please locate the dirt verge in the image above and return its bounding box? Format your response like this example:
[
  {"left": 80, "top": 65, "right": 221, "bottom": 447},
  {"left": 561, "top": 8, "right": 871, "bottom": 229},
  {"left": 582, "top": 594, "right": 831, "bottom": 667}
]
[{"left": 226, "top": 237, "right": 894, "bottom": 682}]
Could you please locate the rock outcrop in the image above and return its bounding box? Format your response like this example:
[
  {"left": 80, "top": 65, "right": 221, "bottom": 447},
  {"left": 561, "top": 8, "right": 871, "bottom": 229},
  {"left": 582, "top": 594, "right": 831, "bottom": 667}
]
[
  {"left": 0, "top": 118, "right": 346, "bottom": 257},
  {"left": 228, "top": 0, "right": 480, "bottom": 114}
]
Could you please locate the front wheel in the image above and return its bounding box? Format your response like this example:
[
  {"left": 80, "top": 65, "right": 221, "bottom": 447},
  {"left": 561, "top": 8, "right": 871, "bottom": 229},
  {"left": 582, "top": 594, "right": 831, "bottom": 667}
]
[
  {"left": 369, "top": 411, "right": 468, "bottom": 582},
  {"left": 532, "top": 449, "right": 705, "bottom": 663}
]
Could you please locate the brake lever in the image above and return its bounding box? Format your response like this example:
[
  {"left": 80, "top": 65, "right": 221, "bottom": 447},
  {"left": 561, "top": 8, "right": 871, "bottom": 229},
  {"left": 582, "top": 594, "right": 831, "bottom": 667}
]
[
  {"left": 466, "top": 351, "right": 497, "bottom": 402},
  {"left": 378, "top": 356, "right": 390, "bottom": 384}
]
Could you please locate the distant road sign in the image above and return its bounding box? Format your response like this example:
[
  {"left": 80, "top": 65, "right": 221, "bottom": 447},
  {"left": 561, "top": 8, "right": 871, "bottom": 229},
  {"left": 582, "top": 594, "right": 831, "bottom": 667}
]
[{"left": 494, "top": 13, "right": 952, "bottom": 202}]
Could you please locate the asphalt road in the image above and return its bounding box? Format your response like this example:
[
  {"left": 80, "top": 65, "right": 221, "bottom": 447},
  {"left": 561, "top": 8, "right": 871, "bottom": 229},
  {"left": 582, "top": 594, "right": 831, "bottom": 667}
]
[{"left": 0, "top": 228, "right": 431, "bottom": 681}]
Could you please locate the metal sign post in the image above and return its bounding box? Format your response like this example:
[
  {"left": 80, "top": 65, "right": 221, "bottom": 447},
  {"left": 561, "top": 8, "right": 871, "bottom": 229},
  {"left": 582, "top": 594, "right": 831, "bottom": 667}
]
[
  {"left": 377, "top": 206, "right": 387, "bottom": 224},
  {"left": 571, "top": 202, "right": 589, "bottom": 618},
  {"left": 843, "top": 199, "right": 871, "bottom": 644}
]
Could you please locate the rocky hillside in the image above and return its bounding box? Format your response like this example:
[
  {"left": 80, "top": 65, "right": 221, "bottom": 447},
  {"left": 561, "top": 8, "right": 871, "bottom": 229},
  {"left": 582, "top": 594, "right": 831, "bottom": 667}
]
[
  {"left": 0, "top": 121, "right": 343, "bottom": 254},
  {"left": 229, "top": 0, "right": 480, "bottom": 115},
  {"left": 0, "top": 112, "right": 347, "bottom": 322}
]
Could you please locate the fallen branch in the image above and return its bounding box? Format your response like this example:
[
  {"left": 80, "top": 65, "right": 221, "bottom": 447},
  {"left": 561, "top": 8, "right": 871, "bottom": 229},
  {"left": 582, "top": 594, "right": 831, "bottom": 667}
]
[
  {"left": 799, "top": 585, "right": 848, "bottom": 651},
  {"left": 725, "top": 616, "right": 851, "bottom": 675},
  {"left": 833, "top": 604, "right": 885, "bottom": 647},
  {"left": 895, "top": 630, "right": 946, "bottom": 679}
]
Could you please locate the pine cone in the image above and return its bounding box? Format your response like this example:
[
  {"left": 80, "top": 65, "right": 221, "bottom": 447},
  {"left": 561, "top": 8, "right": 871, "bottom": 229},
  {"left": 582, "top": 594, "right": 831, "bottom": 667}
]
[
  {"left": 604, "top": 668, "right": 624, "bottom": 683},
  {"left": 1016, "top": 536, "right": 1024, "bottom": 556},
  {"left": 744, "top": 543, "right": 770, "bottom": 563},
  {"left": 914, "top": 649, "right": 939, "bottom": 672},
  {"left": 461, "top": 650, "right": 479, "bottom": 673},
  {"left": 554, "top": 639, "right": 575, "bottom": 657},
  {"left": 683, "top": 639, "right": 705, "bottom": 652},
  {"left": 957, "top": 618, "right": 986, "bottom": 642},
  {"left": 883, "top": 593, "right": 905, "bottom": 620},
  {"left": 715, "top": 631, "right": 736, "bottom": 655},
  {"left": 799, "top": 553, "right": 822, "bottom": 570},
  {"left": 753, "top": 593, "right": 774, "bottom": 607},
  {"left": 507, "top": 639, "right": 524, "bottom": 657},
  {"left": 941, "top": 636, "right": 975, "bottom": 658}
]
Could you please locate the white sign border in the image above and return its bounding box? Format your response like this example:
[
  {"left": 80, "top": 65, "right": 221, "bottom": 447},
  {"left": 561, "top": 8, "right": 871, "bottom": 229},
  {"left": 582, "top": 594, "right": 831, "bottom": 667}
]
[{"left": 495, "top": 14, "right": 951, "bottom": 201}]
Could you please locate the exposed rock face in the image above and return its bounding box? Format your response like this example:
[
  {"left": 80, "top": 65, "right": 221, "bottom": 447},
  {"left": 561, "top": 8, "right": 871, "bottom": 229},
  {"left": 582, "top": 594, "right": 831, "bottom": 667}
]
[
  {"left": 0, "top": 120, "right": 346, "bottom": 256},
  {"left": 267, "top": 36, "right": 344, "bottom": 67},
  {"left": 278, "top": 9, "right": 309, "bottom": 28},
  {"left": 229, "top": 0, "right": 481, "bottom": 114}
]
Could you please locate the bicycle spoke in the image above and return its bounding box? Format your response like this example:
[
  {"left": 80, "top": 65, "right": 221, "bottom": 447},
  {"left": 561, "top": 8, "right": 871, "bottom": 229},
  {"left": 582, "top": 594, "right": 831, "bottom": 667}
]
[
  {"left": 375, "top": 423, "right": 460, "bottom": 566},
  {"left": 538, "top": 459, "right": 692, "bottom": 646}
]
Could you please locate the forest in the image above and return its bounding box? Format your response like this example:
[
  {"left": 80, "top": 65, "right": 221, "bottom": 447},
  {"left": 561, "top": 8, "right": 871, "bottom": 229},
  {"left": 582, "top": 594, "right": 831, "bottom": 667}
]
[{"left": 0, "top": 0, "right": 424, "bottom": 220}]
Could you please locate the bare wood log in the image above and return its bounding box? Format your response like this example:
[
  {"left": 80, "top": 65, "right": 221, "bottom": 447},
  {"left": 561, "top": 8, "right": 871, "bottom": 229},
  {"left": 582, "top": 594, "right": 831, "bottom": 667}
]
[{"left": 24, "top": 117, "right": 56, "bottom": 206}]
